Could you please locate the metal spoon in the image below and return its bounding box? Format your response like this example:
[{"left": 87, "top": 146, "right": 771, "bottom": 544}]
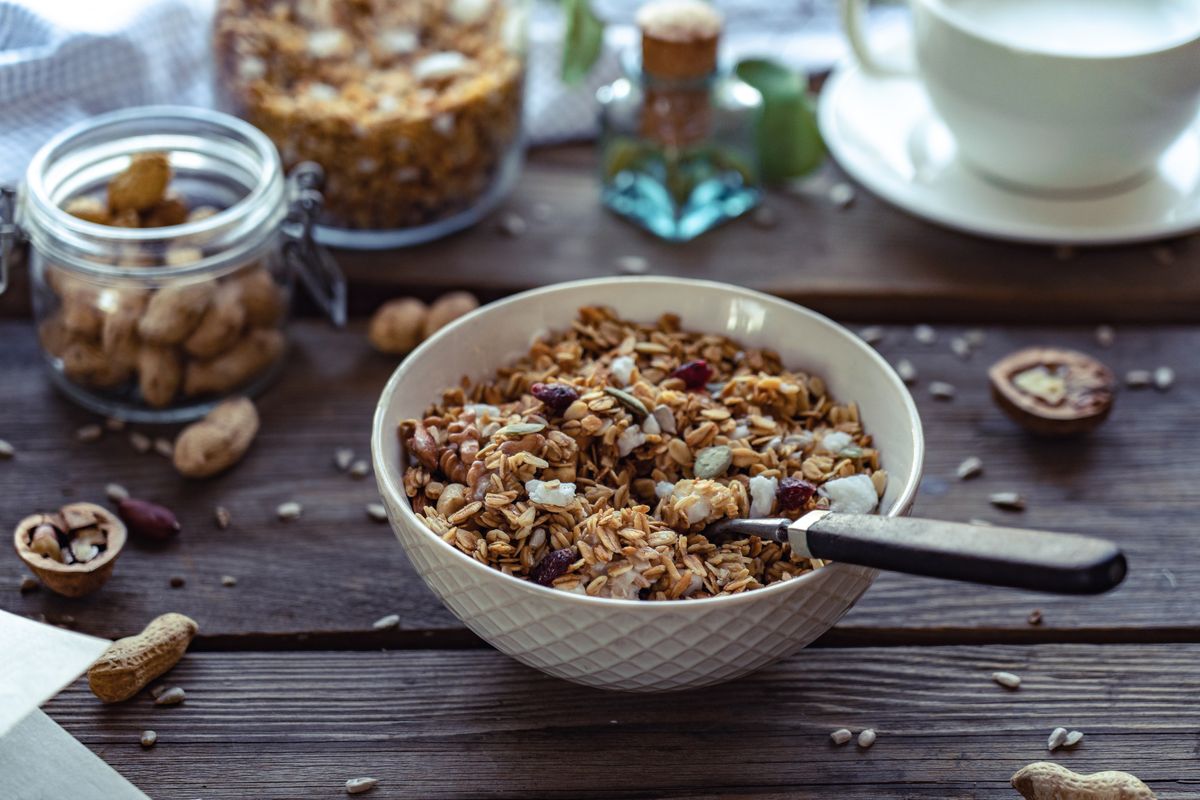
[{"left": 699, "top": 511, "right": 1126, "bottom": 594}]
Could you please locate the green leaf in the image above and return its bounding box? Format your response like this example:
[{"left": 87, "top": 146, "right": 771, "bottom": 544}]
[
  {"left": 735, "top": 58, "right": 826, "bottom": 182},
  {"left": 561, "top": 0, "right": 605, "bottom": 85}
]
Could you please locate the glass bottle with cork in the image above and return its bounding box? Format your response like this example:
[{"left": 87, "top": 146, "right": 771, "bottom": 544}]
[{"left": 597, "top": 0, "right": 763, "bottom": 241}]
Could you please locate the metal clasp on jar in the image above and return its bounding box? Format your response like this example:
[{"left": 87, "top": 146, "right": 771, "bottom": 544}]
[
  {"left": 283, "top": 162, "right": 347, "bottom": 327},
  {"left": 0, "top": 185, "right": 22, "bottom": 295}
]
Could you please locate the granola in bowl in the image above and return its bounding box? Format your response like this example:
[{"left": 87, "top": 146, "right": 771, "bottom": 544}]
[{"left": 399, "top": 305, "right": 887, "bottom": 601}]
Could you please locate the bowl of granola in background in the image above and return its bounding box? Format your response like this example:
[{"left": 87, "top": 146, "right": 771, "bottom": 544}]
[
  {"left": 371, "top": 277, "right": 923, "bottom": 691},
  {"left": 214, "top": 0, "right": 527, "bottom": 249}
]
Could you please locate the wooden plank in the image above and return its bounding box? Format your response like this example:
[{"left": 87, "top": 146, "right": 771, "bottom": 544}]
[
  {"left": 44, "top": 644, "right": 1200, "bottom": 799},
  {"left": 3, "top": 146, "right": 1198, "bottom": 324},
  {"left": 2, "top": 319, "right": 1196, "bottom": 643}
]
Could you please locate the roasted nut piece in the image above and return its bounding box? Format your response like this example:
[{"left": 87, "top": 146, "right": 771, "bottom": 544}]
[
  {"left": 101, "top": 291, "right": 147, "bottom": 373},
  {"left": 173, "top": 396, "right": 259, "bottom": 478},
  {"left": 422, "top": 291, "right": 479, "bottom": 339},
  {"left": 138, "top": 282, "right": 216, "bottom": 345},
  {"left": 108, "top": 152, "right": 171, "bottom": 214},
  {"left": 61, "top": 339, "right": 133, "bottom": 388},
  {"left": 138, "top": 345, "right": 184, "bottom": 408},
  {"left": 140, "top": 193, "right": 189, "bottom": 227},
  {"left": 13, "top": 503, "right": 127, "bottom": 597},
  {"left": 183, "top": 328, "right": 284, "bottom": 396},
  {"left": 64, "top": 196, "right": 110, "bottom": 225},
  {"left": 368, "top": 297, "right": 428, "bottom": 355},
  {"left": 87, "top": 612, "right": 198, "bottom": 703},
  {"left": 184, "top": 283, "right": 246, "bottom": 359},
  {"left": 989, "top": 347, "right": 1115, "bottom": 436}
]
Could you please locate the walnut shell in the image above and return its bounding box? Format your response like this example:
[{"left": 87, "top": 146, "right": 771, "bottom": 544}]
[
  {"left": 13, "top": 503, "right": 127, "bottom": 597},
  {"left": 989, "top": 347, "right": 1115, "bottom": 437}
]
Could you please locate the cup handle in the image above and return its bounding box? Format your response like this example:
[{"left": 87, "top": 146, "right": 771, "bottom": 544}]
[{"left": 840, "top": 0, "right": 915, "bottom": 77}]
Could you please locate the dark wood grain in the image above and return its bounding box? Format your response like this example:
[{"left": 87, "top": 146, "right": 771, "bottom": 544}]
[
  {"left": 44, "top": 645, "right": 1200, "bottom": 799},
  {"left": 3, "top": 146, "right": 1199, "bottom": 323},
  {"left": 1, "top": 319, "right": 1195, "bottom": 645}
]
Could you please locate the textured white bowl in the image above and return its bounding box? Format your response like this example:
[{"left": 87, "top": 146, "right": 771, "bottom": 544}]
[{"left": 372, "top": 278, "right": 923, "bottom": 692}]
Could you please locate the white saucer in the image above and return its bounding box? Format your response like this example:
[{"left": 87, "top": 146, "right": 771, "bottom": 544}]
[{"left": 818, "top": 44, "right": 1200, "bottom": 245}]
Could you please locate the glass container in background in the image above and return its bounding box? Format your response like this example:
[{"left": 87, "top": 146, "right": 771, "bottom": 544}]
[
  {"left": 597, "top": 0, "right": 762, "bottom": 241},
  {"left": 213, "top": 0, "right": 529, "bottom": 249},
  {"left": 0, "top": 106, "right": 344, "bottom": 423}
]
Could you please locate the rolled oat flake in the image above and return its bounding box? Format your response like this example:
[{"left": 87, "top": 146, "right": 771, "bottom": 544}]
[{"left": 693, "top": 445, "right": 733, "bottom": 479}]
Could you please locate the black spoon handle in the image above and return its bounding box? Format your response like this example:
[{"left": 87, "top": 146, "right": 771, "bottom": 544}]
[{"left": 797, "top": 512, "right": 1126, "bottom": 595}]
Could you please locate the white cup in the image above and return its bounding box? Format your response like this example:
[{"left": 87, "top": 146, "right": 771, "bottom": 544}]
[{"left": 841, "top": 0, "right": 1200, "bottom": 193}]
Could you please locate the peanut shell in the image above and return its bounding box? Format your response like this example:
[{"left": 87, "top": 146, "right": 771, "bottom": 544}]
[
  {"left": 368, "top": 297, "right": 427, "bottom": 355},
  {"left": 87, "top": 612, "right": 198, "bottom": 703},
  {"left": 183, "top": 329, "right": 284, "bottom": 397},
  {"left": 107, "top": 152, "right": 171, "bottom": 214},
  {"left": 173, "top": 397, "right": 260, "bottom": 478}
]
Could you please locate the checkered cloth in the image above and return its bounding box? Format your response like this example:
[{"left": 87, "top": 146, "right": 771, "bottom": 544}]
[{"left": 0, "top": 0, "right": 899, "bottom": 185}]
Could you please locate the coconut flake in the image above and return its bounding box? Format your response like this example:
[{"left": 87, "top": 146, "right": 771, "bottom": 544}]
[
  {"left": 414, "top": 51, "right": 469, "bottom": 81},
  {"left": 306, "top": 83, "right": 339, "bottom": 102},
  {"left": 748, "top": 475, "right": 778, "bottom": 517},
  {"left": 525, "top": 479, "right": 576, "bottom": 508},
  {"left": 238, "top": 56, "right": 267, "bottom": 81},
  {"left": 378, "top": 28, "right": 418, "bottom": 55},
  {"left": 732, "top": 423, "right": 750, "bottom": 440},
  {"left": 464, "top": 403, "right": 502, "bottom": 422},
  {"left": 617, "top": 425, "right": 646, "bottom": 457},
  {"left": 652, "top": 405, "right": 676, "bottom": 434},
  {"left": 641, "top": 413, "right": 661, "bottom": 435},
  {"left": 610, "top": 355, "right": 636, "bottom": 387},
  {"left": 307, "top": 29, "right": 348, "bottom": 58},
  {"left": 448, "top": 0, "right": 491, "bottom": 24},
  {"left": 819, "top": 431, "right": 854, "bottom": 456},
  {"left": 654, "top": 481, "right": 675, "bottom": 500},
  {"left": 820, "top": 474, "right": 878, "bottom": 514}
]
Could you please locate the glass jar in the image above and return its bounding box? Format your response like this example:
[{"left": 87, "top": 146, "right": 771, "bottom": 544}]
[
  {"left": 0, "top": 106, "right": 345, "bottom": 423},
  {"left": 213, "top": 0, "right": 529, "bottom": 250}
]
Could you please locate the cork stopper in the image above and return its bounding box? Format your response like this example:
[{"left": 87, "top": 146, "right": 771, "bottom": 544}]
[{"left": 637, "top": 0, "right": 723, "bottom": 79}]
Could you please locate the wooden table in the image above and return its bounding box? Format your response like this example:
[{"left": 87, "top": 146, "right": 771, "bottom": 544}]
[{"left": 5, "top": 146, "right": 1200, "bottom": 799}]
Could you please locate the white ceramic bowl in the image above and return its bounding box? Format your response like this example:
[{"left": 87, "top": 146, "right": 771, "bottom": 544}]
[{"left": 372, "top": 278, "right": 924, "bottom": 692}]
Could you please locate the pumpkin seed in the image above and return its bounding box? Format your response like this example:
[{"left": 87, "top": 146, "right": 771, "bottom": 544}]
[{"left": 604, "top": 386, "right": 648, "bottom": 418}]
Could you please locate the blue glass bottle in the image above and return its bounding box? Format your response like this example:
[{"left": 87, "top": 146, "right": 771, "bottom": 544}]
[{"left": 597, "top": 0, "right": 762, "bottom": 242}]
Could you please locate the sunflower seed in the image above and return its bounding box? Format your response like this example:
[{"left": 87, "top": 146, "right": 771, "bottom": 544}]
[
  {"left": 1153, "top": 366, "right": 1175, "bottom": 391},
  {"left": 106, "top": 483, "right": 130, "bottom": 502},
  {"left": 950, "top": 337, "right": 972, "bottom": 359},
  {"left": 829, "top": 182, "right": 856, "bottom": 208},
  {"left": 76, "top": 424, "right": 103, "bottom": 442},
  {"left": 964, "top": 329, "right": 986, "bottom": 347},
  {"left": 751, "top": 205, "right": 779, "bottom": 229},
  {"left": 1063, "top": 730, "right": 1084, "bottom": 747},
  {"left": 214, "top": 506, "right": 232, "bottom": 530},
  {"left": 830, "top": 728, "right": 852, "bottom": 745},
  {"left": 929, "top": 381, "right": 956, "bottom": 400},
  {"left": 372, "top": 614, "right": 400, "bottom": 630},
  {"left": 914, "top": 324, "right": 936, "bottom": 345},
  {"left": 497, "top": 212, "right": 527, "bottom": 237},
  {"left": 349, "top": 460, "right": 370, "bottom": 479},
  {"left": 1125, "top": 369, "right": 1152, "bottom": 388},
  {"left": 105, "top": 417, "right": 126, "bottom": 431},
  {"left": 895, "top": 359, "right": 917, "bottom": 384},
  {"left": 989, "top": 492, "right": 1025, "bottom": 510},
  {"left": 1047, "top": 726, "right": 1068, "bottom": 751},
  {"left": 129, "top": 432, "right": 152, "bottom": 453},
  {"left": 19, "top": 576, "right": 39, "bottom": 593},
  {"left": 0, "top": 439, "right": 13, "bottom": 459},
  {"left": 221, "top": 575, "right": 237, "bottom": 587},
  {"left": 276, "top": 501, "right": 302, "bottom": 521},
  {"left": 154, "top": 687, "right": 185, "bottom": 706},
  {"left": 153, "top": 437, "right": 175, "bottom": 458},
  {"left": 858, "top": 326, "right": 885, "bottom": 346},
  {"left": 956, "top": 456, "right": 983, "bottom": 480},
  {"left": 1095, "top": 325, "right": 1115, "bottom": 347},
  {"left": 345, "top": 777, "right": 379, "bottom": 795},
  {"left": 169, "top": 575, "right": 186, "bottom": 588},
  {"left": 366, "top": 503, "right": 388, "bottom": 522},
  {"left": 334, "top": 448, "right": 354, "bottom": 471},
  {"left": 140, "top": 730, "right": 157, "bottom": 748},
  {"left": 1027, "top": 609, "right": 1043, "bottom": 626},
  {"left": 857, "top": 729, "right": 876, "bottom": 748},
  {"left": 992, "top": 671, "right": 1021, "bottom": 689},
  {"left": 531, "top": 202, "right": 552, "bottom": 222},
  {"left": 615, "top": 255, "right": 648, "bottom": 275},
  {"left": 150, "top": 685, "right": 169, "bottom": 698}
]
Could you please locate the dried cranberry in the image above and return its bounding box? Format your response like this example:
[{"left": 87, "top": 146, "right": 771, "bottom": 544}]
[
  {"left": 530, "top": 382, "right": 579, "bottom": 413},
  {"left": 670, "top": 359, "right": 712, "bottom": 390},
  {"left": 530, "top": 547, "right": 576, "bottom": 586},
  {"left": 776, "top": 477, "right": 817, "bottom": 511}
]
